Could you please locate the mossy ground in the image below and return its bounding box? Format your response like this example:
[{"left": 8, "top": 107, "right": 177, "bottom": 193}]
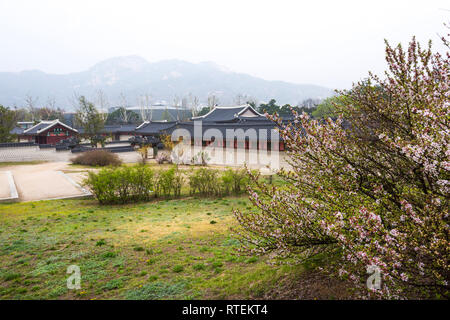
[{"left": 0, "top": 196, "right": 306, "bottom": 300}]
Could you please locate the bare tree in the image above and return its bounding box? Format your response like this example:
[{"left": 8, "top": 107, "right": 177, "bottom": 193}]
[
  {"left": 138, "top": 94, "right": 152, "bottom": 122},
  {"left": 245, "top": 96, "right": 259, "bottom": 108},
  {"left": 207, "top": 94, "right": 219, "bottom": 110},
  {"left": 46, "top": 96, "right": 56, "bottom": 110},
  {"left": 181, "top": 96, "right": 189, "bottom": 121},
  {"left": 137, "top": 95, "right": 146, "bottom": 122},
  {"left": 191, "top": 95, "right": 200, "bottom": 117},
  {"left": 173, "top": 95, "right": 181, "bottom": 121},
  {"left": 68, "top": 91, "right": 81, "bottom": 111},
  {"left": 95, "top": 89, "right": 109, "bottom": 111},
  {"left": 146, "top": 94, "right": 153, "bottom": 121},
  {"left": 24, "top": 94, "right": 39, "bottom": 122},
  {"left": 234, "top": 93, "right": 245, "bottom": 105},
  {"left": 39, "top": 96, "right": 58, "bottom": 120},
  {"left": 47, "top": 96, "right": 65, "bottom": 118},
  {"left": 95, "top": 89, "right": 110, "bottom": 122},
  {"left": 118, "top": 92, "right": 128, "bottom": 123},
  {"left": 181, "top": 96, "right": 188, "bottom": 109}
]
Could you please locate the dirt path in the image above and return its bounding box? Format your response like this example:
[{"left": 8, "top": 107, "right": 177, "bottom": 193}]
[{"left": 3, "top": 162, "right": 90, "bottom": 202}]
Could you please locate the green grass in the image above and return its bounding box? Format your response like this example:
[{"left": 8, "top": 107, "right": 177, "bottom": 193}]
[
  {"left": 0, "top": 196, "right": 304, "bottom": 300},
  {"left": 0, "top": 161, "right": 47, "bottom": 167}
]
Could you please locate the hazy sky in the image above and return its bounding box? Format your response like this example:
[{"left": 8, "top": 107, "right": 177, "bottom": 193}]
[{"left": 0, "top": 0, "right": 448, "bottom": 89}]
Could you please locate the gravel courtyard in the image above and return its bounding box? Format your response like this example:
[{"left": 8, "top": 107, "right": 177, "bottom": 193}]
[{"left": 1, "top": 162, "right": 89, "bottom": 202}]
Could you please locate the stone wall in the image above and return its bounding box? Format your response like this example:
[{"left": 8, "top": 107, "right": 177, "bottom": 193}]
[
  {"left": 171, "top": 144, "right": 291, "bottom": 171},
  {"left": 0, "top": 146, "right": 140, "bottom": 163}
]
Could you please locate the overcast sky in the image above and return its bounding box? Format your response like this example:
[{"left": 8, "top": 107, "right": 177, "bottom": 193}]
[{"left": 0, "top": 0, "right": 448, "bottom": 89}]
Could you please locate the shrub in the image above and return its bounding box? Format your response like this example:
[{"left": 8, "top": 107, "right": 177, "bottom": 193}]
[
  {"left": 84, "top": 165, "right": 155, "bottom": 204},
  {"left": 221, "top": 168, "right": 249, "bottom": 195},
  {"left": 155, "top": 166, "right": 184, "bottom": 197},
  {"left": 221, "top": 170, "right": 234, "bottom": 195},
  {"left": 84, "top": 165, "right": 186, "bottom": 204},
  {"left": 172, "top": 168, "right": 184, "bottom": 197},
  {"left": 85, "top": 164, "right": 253, "bottom": 204},
  {"left": 188, "top": 168, "right": 221, "bottom": 196},
  {"left": 156, "top": 168, "right": 173, "bottom": 197},
  {"left": 187, "top": 168, "right": 253, "bottom": 196},
  {"left": 71, "top": 150, "right": 122, "bottom": 167}
]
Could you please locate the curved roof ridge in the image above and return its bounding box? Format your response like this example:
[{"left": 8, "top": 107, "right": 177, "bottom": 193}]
[
  {"left": 191, "top": 104, "right": 252, "bottom": 121},
  {"left": 23, "top": 119, "right": 78, "bottom": 134}
]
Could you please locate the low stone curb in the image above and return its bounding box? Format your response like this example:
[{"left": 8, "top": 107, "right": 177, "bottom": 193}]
[
  {"left": 0, "top": 171, "right": 19, "bottom": 203},
  {"left": 56, "top": 171, "right": 92, "bottom": 198}
]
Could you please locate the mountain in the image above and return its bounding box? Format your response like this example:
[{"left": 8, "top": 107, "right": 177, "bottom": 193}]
[{"left": 0, "top": 55, "right": 334, "bottom": 110}]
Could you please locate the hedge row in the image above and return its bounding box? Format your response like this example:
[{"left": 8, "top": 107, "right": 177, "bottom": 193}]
[{"left": 84, "top": 165, "right": 252, "bottom": 204}]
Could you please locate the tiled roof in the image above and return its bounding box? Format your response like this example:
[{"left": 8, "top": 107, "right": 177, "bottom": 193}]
[
  {"left": 75, "top": 124, "right": 139, "bottom": 134},
  {"left": 103, "top": 124, "right": 137, "bottom": 133},
  {"left": 134, "top": 121, "right": 178, "bottom": 135},
  {"left": 23, "top": 120, "right": 78, "bottom": 135},
  {"left": 168, "top": 120, "right": 282, "bottom": 141},
  {"left": 10, "top": 127, "right": 24, "bottom": 135},
  {"left": 22, "top": 121, "right": 53, "bottom": 134},
  {"left": 191, "top": 105, "right": 265, "bottom": 122}
]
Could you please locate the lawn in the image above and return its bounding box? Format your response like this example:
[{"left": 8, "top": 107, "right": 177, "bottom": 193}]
[
  {"left": 0, "top": 161, "right": 47, "bottom": 167},
  {"left": 0, "top": 195, "right": 308, "bottom": 300}
]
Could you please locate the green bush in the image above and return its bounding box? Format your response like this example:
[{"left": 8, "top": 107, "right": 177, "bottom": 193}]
[
  {"left": 156, "top": 167, "right": 173, "bottom": 197},
  {"left": 188, "top": 168, "right": 250, "bottom": 196},
  {"left": 71, "top": 150, "right": 122, "bottom": 167},
  {"left": 172, "top": 169, "right": 184, "bottom": 197},
  {"left": 85, "top": 165, "right": 253, "bottom": 204},
  {"left": 155, "top": 166, "right": 184, "bottom": 197},
  {"left": 221, "top": 168, "right": 249, "bottom": 195},
  {"left": 188, "top": 168, "right": 221, "bottom": 196},
  {"left": 84, "top": 165, "right": 156, "bottom": 204}
]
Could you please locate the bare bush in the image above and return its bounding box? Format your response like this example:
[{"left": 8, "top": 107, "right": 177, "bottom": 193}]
[{"left": 71, "top": 150, "right": 122, "bottom": 167}]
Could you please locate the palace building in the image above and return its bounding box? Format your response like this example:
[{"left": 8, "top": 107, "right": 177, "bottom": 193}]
[
  {"left": 15, "top": 120, "right": 78, "bottom": 145},
  {"left": 170, "top": 105, "right": 286, "bottom": 151},
  {"left": 10, "top": 104, "right": 289, "bottom": 150}
]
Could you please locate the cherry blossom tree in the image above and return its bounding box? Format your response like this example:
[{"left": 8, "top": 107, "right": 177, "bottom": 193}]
[{"left": 234, "top": 35, "right": 449, "bottom": 299}]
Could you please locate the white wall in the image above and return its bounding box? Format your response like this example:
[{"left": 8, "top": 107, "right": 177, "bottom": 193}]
[
  {"left": 171, "top": 144, "right": 291, "bottom": 170},
  {"left": 0, "top": 147, "right": 140, "bottom": 163}
]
